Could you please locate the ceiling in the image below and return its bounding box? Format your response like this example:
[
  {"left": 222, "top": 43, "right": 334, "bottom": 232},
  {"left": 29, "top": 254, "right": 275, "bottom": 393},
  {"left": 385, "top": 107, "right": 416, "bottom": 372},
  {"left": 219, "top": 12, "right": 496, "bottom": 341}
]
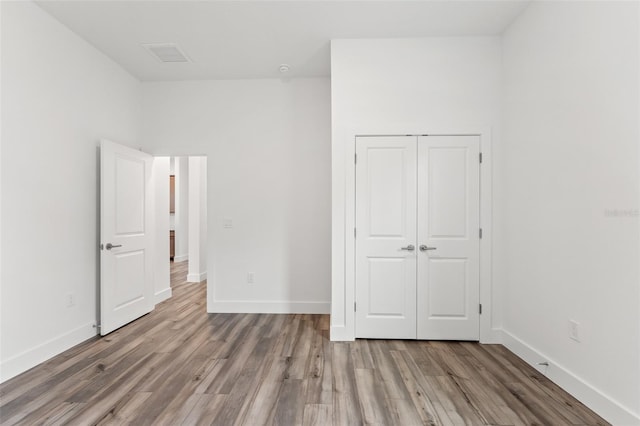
[{"left": 36, "top": 1, "right": 530, "bottom": 81}]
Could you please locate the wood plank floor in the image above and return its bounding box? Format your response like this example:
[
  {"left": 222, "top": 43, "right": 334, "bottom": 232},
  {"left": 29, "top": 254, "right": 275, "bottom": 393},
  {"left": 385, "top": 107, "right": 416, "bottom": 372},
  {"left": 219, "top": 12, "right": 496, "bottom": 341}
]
[{"left": 0, "top": 261, "right": 608, "bottom": 425}]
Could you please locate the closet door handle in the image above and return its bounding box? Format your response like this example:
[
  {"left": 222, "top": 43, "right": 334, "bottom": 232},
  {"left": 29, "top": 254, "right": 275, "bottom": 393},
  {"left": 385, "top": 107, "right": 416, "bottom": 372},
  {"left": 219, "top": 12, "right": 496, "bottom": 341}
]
[
  {"left": 419, "top": 245, "right": 437, "bottom": 251},
  {"left": 400, "top": 245, "right": 415, "bottom": 251},
  {"left": 105, "top": 243, "right": 122, "bottom": 250}
]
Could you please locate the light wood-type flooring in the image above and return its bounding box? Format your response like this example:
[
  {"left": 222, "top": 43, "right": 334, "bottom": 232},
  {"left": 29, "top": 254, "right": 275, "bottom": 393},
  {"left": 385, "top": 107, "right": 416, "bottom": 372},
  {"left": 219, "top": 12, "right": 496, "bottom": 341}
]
[{"left": 0, "top": 261, "right": 608, "bottom": 425}]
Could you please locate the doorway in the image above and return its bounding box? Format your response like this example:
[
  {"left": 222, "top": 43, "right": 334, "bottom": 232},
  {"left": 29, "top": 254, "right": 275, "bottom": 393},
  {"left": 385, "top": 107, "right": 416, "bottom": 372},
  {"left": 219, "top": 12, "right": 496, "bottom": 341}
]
[
  {"left": 354, "top": 135, "right": 480, "bottom": 340},
  {"left": 151, "top": 155, "right": 207, "bottom": 307},
  {"left": 168, "top": 156, "right": 208, "bottom": 284},
  {"left": 100, "top": 145, "right": 208, "bottom": 336}
]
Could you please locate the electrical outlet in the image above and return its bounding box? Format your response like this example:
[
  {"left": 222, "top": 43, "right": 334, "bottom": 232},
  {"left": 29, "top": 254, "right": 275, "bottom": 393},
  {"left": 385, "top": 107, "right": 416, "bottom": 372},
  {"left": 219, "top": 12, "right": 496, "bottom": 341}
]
[
  {"left": 247, "top": 272, "right": 255, "bottom": 284},
  {"left": 66, "top": 293, "right": 75, "bottom": 308},
  {"left": 569, "top": 320, "right": 580, "bottom": 342}
]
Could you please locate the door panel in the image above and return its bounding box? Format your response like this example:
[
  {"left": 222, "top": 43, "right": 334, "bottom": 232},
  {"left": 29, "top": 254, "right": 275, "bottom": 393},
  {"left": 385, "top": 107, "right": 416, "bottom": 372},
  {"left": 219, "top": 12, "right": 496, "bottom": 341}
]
[
  {"left": 115, "top": 156, "right": 146, "bottom": 234},
  {"left": 113, "top": 250, "right": 146, "bottom": 309},
  {"left": 427, "top": 258, "right": 467, "bottom": 316},
  {"left": 355, "top": 136, "right": 417, "bottom": 339},
  {"left": 368, "top": 258, "right": 409, "bottom": 315},
  {"left": 428, "top": 148, "right": 468, "bottom": 238},
  {"left": 368, "top": 149, "right": 407, "bottom": 237},
  {"left": 101, "top": 140, "right": 154, "bottom": 336},
  {"left": 417, "top": 136, "right": 480, "bottom": 340}
]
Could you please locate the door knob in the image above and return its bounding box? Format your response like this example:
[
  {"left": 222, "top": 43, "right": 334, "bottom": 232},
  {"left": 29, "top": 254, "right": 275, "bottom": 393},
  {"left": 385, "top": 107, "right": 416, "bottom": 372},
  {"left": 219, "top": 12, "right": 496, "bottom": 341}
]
[
  {"left": 419, "top": 245, "right": 437, "bottom": 251},
  {"left": 400, "top": 245, "right": 415, "bottom": 251},
  {"left": 105, "top": 243, "right": 122, "bottom": 250}
]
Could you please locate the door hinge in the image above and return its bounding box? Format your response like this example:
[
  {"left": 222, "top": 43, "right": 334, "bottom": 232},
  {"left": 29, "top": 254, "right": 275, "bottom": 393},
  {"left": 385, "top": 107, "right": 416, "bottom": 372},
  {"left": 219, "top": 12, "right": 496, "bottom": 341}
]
[
  {"left": 479, "top": 228, "right": 483, "bottom": 239},
  {"left": 354, "top": 302, "right": 357, "bottom": 312},
  {"left": 355, "top": 153, "right": 357, "bottom": 164},
  {"left": 354, "top": 228, "right": 357, "bottom": 238},
  {"left": 479, "top": 152, "right": 483, "bottom": 163},
  {"left": 479, "top": 304, "right": 483, "bottom": 314}
]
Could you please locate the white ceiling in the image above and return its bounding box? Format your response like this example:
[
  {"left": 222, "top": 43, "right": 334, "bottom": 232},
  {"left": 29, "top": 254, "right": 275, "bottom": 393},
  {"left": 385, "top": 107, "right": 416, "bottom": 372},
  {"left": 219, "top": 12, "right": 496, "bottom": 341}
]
[{"left": 36, "top": 1, "right": 530, "bottom": 81}]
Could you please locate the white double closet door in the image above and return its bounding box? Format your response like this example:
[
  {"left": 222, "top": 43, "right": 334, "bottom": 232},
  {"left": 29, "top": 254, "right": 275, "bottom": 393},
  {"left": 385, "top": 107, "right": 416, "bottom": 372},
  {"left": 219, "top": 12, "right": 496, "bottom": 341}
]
[{"left": 355, "top": 135, "right": 480, "bottom": 340}]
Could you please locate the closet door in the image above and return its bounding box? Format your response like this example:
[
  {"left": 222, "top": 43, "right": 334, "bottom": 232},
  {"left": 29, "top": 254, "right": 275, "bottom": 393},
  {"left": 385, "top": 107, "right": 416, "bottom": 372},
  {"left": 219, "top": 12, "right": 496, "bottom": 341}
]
[
  {"left": 355, "top": 136, "right": 417, "bottom": 339},
  {"left": 417, "top": 136, "right": 480, "bottom": 340}
]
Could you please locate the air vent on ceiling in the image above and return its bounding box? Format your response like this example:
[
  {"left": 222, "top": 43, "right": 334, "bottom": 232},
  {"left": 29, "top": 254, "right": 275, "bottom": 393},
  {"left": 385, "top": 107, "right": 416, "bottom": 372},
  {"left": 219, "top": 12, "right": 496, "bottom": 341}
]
[{"left": 142, "top": 43, "right": 190, "bottom": 63}]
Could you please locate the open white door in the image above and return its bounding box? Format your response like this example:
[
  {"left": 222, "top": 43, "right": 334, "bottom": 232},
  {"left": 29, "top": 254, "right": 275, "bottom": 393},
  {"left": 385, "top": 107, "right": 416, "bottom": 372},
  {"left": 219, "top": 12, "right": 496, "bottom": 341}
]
[{"left": 100, "top": 140, "right": 154, "bottom": 336}]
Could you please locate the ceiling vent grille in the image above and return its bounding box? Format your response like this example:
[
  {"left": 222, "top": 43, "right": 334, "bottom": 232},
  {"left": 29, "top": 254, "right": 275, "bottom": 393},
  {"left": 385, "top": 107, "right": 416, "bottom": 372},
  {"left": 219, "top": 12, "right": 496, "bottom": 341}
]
[{"left": 142, "top": 43, "right": 190, "bottom": 63}]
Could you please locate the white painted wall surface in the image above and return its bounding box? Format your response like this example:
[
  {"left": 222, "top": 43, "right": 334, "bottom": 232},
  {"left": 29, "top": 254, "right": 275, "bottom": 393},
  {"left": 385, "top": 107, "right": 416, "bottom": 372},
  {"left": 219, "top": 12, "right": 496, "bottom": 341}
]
[
  {"left": 187, "top": 156, "right": 207, "bottom": 283},
  {"left": 174, "top": 157, "right": 189, "bottom": 263},
  {"left": 501, "top": 2, "right": 640, "bottom": 424},
  {"left": 0, "top": 2, "right": 4, "bottom": 378},
  {"left": 0, "top": 2, "right": 141, "bottom": 381},
  {"left": 152, "top": 157, "right": 171, "bottom": 303},
  {"left": 141, "top": 79, "right": 331, "bottom": 313},
  {"left": 330, "top": 38, "right": 502, "bottom": 340},
  {"left": 169, "top": 157, "right": 176, "bottom": 231}
]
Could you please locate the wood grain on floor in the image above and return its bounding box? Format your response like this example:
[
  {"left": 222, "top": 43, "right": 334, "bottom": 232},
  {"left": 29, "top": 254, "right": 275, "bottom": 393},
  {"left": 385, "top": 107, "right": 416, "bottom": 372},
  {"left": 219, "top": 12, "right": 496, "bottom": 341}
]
[{"left": 0, "top": 261, "right": 609, "bottom": 425}]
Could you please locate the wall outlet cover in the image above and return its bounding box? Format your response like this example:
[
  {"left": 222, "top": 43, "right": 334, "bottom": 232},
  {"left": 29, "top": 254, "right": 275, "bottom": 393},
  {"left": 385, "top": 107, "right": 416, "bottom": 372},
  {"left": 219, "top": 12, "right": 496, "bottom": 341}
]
[{"left": 569, "top": 320, "right": 580, "bottom": 342}]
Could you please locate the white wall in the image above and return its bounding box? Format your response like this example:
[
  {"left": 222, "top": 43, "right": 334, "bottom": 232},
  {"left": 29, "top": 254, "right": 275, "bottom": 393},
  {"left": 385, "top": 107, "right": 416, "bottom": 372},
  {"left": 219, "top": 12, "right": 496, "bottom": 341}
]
[
  {"left": 0, "top": 1, "right": 141, "bottom": 381},
  {"left": 141, "top": 78, "right": 331, "bottom": 313},
  {"left": 169, "top": 157, "right": 176, "bottom": 231},
  {"left": 501, "top": 2, "right": 640, "bottom": 424},
  {"left": 174, "top": 157, "right": 189, "bottom": 262},
  {"left": 152, "top": 157, "right": 171, "bottom": 303},
  {"left": 187, "top": 156, "right": 207, "bottom": 283},
  {"left": 330, "top": 38, "right": 502, "bottom": 340}
]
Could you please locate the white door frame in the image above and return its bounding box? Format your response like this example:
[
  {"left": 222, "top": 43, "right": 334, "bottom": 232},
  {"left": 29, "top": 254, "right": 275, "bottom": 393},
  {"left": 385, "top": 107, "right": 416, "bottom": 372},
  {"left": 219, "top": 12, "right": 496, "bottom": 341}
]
[{"left": 330, "top": 125, "right": 497, "bottom": 343}]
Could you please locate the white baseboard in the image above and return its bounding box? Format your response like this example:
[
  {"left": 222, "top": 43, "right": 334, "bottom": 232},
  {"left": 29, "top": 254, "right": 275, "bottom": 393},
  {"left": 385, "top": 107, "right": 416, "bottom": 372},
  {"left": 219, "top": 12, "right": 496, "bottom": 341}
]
[
  {"left": 173, "top": 254, "right": 188, "bottom": 263},
  {"left": 0, "top": 321, "right": 97, "bottom": 383},
  {"left": 187, "top": 272, "right": 207, "bottom": 283},
  {"left": 501, "top": 329, "right": 640, "bottom": 425},
  {"left": 328, "top": 326, "right": 502, "bottom": 343},
  {"left": 208, "top": 300, "right": 330, "bottom": 314},
  {"left": 155, "top": 287, "right": 172, "bottom": 304},
  {"left": 330, "top": 325, "right": 355, "bottom": 341},
  {"left": 480, "top": 327, "right": 503, "bottom": 344}
]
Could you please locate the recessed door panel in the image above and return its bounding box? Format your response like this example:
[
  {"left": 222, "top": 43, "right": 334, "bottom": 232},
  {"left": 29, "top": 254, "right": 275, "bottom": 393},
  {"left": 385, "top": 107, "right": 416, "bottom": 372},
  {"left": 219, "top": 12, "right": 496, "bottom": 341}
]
[
  {"left": 115, "top": 155, "right": 146, "bottom": 235},
  {"left": 428, "top": 148, "right": 468, "bottom": 239},
  {"left": 368, "top": 149, "right": 407, "bottom": 237},
  {"left": 427, "top": 258, "right": 467, "bottom": 317},
  {"left": 114, "top": 250, "right": 146, "bottom": 310},
  {"left": 367, "top": 257, "right": 409, "bottom": 316}
]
